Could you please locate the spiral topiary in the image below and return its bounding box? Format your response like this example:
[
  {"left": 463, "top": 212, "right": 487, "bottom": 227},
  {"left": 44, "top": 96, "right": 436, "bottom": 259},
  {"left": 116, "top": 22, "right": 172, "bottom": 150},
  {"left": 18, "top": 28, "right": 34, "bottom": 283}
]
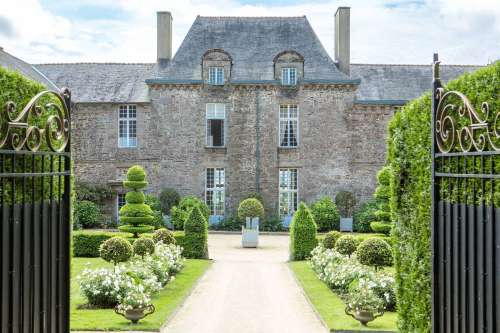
[
  {"left": 99, "top": 236, "right": 133, "bottom": 265},
  {"left": 238, "top": 198, "right": 265, "bottom": 220},
  {"left": 335, "top": 235, "right": 358, "bottom": 257},
  {"left": 133, "top": 237, "right": 155, "bottom": 258},
  {"left": 356, "top": 238, "right": 393, "bottom": 270},
  {"left": 118, "top": 166, "right": 155, "bottom": 238},
  {"left": 323, "top": 230, "right": 342, "bottom": 249},
  {"left": 152, "top": 228, "right": 176, "bottom": 245}
]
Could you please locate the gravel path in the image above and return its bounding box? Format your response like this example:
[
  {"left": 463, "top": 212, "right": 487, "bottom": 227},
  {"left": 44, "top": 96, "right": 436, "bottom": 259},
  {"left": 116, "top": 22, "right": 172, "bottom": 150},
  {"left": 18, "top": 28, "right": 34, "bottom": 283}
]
[{"left": 161, "top": 234, "right": 328, "bottom": 333}]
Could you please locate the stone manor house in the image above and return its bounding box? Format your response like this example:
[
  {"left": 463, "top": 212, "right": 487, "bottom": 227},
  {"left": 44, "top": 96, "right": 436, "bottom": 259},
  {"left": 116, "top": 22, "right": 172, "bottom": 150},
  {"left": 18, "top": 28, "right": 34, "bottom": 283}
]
[{"left": 0, "top": 7, "right": 481, "bottom": 224}]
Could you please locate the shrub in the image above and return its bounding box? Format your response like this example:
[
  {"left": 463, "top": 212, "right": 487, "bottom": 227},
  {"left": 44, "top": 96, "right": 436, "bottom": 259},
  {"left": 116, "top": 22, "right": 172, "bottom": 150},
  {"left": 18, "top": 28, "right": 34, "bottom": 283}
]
[
  {"left": 353, "top": 199, "right": 379, "bottom": 233},
  {"left": 311, "top": 197, "right": 340, "bottom": 231},
  {"left": 118, "top": 166, "right": 155, "bottom": 237},
  {"left": 243, "top": 192, "right": 264, "bottom": 203},
  {"left": 74, "top": 200, "right": 101, "bottom": 229},
  {"left": 183, "top": 205, "right": 208, "bottom": 259},
  {"left": 78, "top": 266, "right": 132, "bottom": 307},
  {"left": 238, "top": 198, "right": 265, "bottom": 220},
  {"left": 133, "top": 238, "right": 155, "bottom": 258},
  {"left": 145, "top": 194, "right": 165, "bottom": 229},
  {"left": 75, "top": 182, "right": 114, "bottom": 205},
  {"left": 159, "top": 188, "right": 181, "bottom": 215},
  {"left": 335, "top": 191, "right": 357, "bottom": 217},
  {"left": 152, "top": 228, "right": 176, "bottom": 245},
  {"left": 290, "top": 202, "right": 318, "bottom": 260},
  {"left": 99, "top": 236, "right": 133, "bottom": 265},
  {"left": 387, "top": 62, "right": 499, "bottom": 331},
  {"left": 261, "top": 216, "right": 285, "bottom": 232},
  {"left": 356, "top": 238, "right": 393, "bottom": 269},
  {"left": 370, "top": 221, "right": 392, "bottom": 235},
  {"left": 323, "top": 230, "right": 342, "bottom": 249},
  {"left": 335, "top": 235, "right": 357, "bottom": 257},
  {"left": 208, "top": 216, "right": 241, "bottom": 231},
  {"left": 73, "top": 232, "right": 112, "bottom": 257},
  {"left": 171, "top": 196, "right": 210, "bottom": 230}
]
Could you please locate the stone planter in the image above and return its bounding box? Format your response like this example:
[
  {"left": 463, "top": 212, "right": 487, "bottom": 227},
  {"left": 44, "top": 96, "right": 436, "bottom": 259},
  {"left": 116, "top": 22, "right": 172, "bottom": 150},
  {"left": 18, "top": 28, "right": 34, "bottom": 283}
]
[
  {"left": 242, "top": 217, "right": 259, "bottom": 248},
  {"left": 340, "top": 217, "right": 353, "bottom": 232},
  {"left": 115, "top": 304, "right": 155, "bottom": 324},
  {"left": 345, "top": 306, "right": 383, "bottom": 326}
]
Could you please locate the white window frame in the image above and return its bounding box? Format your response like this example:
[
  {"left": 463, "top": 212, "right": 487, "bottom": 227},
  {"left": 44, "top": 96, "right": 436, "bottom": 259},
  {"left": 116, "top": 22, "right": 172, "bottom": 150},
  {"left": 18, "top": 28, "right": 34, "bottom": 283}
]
[
  {"left": 208, "top": 66, "right": 224, "bottom": 85},
  {"left": 205, "top": 168, "right": 225, "bottom": 216},
  {"left": 117, "top": 193, "right": 127, "bottom": 219},
  {"left": 279, "top": 104, "right": 299, "bottom": 147},
  {"left": 279, "top": 168, "right": 298, "bottom": 218},
  {"left": 281, "top": 67, "right": 297, "bottom": 86},
  {"left": 206, "top": 103, "right": 226, "bottom": 147},
  {"left": 118, "top": 105, "right": 137, "bottom": 148}
]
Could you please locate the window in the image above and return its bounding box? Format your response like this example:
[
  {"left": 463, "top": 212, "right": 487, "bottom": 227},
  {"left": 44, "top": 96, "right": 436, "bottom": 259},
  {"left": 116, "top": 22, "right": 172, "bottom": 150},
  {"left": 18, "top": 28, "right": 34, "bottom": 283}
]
[
  {"left": 208, "top": 67, "right": 224, "bottom": 85},
  {"left": 279, "top": 168, "right": 298, "bottom": 217},
  {"left": 117, "top": 193, "right": 126, "bottom": 217},
  {"left": 282, "top": 67, "right": 296, "bottom": 86},
  {"left": 206, "top": 103, "right": 225, "bottom": 147},
  {"left": 119, "top": 105, "right": 137, "bottom": 148},
  {"left": 279, "top": 105, "right": 298, "bottom": 147},
  {"left": 206, "top": 168, "right": 225, "bottom": 216}
]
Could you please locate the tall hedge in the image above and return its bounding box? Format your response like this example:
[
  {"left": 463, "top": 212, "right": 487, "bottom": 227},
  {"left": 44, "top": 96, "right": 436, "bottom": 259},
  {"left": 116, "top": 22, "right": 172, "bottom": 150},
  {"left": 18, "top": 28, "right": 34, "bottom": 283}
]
[
  {"left": 387, "top": 62, "right": 499, "bottom": 332},
  {"left": 290, "top": 202, "right": 318, "bottom": 260},
  {"left": 183, "top": 205, "right": 209, "bottom": 259}
]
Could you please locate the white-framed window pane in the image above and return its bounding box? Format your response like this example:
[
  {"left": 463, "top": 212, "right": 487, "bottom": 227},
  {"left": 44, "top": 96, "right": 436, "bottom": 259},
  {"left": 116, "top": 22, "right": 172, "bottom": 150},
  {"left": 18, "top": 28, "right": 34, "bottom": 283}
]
[
  {"left": 208, "top": 67, "right": 224, "bottom": 85},
  {"left": 279, "top": 168, "right": 298, "bottom": 217},
  {"left": 206, "top": 103, "right": 225, "bottom": 147},
  {"left": 117, "top": 193, "right": 127, "bottom": 219},
  {"left": 118, "top": 105, "right": 137, "bottom": 148},
  {"left": 282, "top": 68, "right": 297, "bottom": 86},
  {"left": 279, "top": 105, "right": 298, "bottom": 147},
  {"left": 206, "top": 168, "right": 225, "bottom": 216}
]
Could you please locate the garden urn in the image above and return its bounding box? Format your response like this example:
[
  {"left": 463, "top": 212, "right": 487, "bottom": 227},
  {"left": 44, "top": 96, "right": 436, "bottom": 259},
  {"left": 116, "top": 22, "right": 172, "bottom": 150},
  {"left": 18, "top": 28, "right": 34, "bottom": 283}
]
[
  {"left": 345, "top": 306, "right": 383, "bottom": 326},
  {"left": 115, "top": 304, "right": 155, "bottom": 324}
]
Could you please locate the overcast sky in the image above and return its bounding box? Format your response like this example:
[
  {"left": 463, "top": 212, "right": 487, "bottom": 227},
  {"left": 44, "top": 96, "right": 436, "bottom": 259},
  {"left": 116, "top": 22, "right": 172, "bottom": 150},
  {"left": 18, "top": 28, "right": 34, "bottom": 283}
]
[{"left": 0, "top": 0, "right": 498, "bottom": 65}]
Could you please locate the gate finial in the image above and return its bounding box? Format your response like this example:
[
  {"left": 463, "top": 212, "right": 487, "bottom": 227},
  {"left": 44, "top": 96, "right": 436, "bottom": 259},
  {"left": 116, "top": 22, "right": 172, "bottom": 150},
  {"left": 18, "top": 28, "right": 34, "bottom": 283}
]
[{"left": 433, "top": 53, "right": 440, "bottom": 80}]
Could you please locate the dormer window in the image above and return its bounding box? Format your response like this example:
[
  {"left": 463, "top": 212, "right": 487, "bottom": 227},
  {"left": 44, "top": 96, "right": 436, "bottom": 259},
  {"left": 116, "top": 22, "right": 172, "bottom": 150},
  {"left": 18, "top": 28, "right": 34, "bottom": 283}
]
[
  {"left": 282, "top": 68, "right": 297, "bottom": 86},
  {"left": 208, "top": 67, "right": 224, "bottom": 85}
]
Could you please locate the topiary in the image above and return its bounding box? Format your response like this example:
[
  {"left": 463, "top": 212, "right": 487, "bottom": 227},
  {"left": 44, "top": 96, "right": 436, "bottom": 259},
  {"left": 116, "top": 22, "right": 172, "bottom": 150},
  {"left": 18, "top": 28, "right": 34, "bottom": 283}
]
[
  {"left": 99, "top": 236, "right": 133, "bottom": 265},
  {"left": 152, "top": 228, "right": 176, "bottom": 245},
  {"left": 171, "top": 196, "right": 210, "bottom": 230},
  {"left": 370, "top": 221, "right": 392, "bottom": 235},
  {"left": 159, "top": 188, "right": 180, "bottom": 215},
  {"left": 356, "top": 238, "right": 393, "bottom": 270},
  {"left": 353, "top": 198, "right": 379, "bottom": 233},
  {"left": 372, "top": 166, "right": 393, "bottom": 228},
  {"left": 74, "top": 200, "right": 101, "bottom": 228},
  {"left": 323, "top": 230, "right": 342, "bottom": 249},
  {"left": 133, "top": 237, "right": 155, "bottom": 258},
  {"left": 118, "top": 166, "right": 155, "bottom": 238},
  {"left": 290, "top": 202, "right": 318, "bottom": 260},
  {"left": 183, "top": 205, "right": 208, "bottom": 259},
  {"left": 238, "top": 198, "right": 265, "bottom": 221},
  {"left": 335, "top": 191, "right": 357, "bottom": 217},
  {"left": 335, "top": 235, "right": 357, "bottom": 257},
  {"left": 311, "top": 197, "right": 340, "bottom": 232}
]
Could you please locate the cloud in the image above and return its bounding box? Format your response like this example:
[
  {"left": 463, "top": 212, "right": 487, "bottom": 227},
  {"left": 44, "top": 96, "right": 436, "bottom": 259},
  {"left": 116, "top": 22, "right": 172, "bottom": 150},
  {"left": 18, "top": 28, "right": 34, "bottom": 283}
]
[
  {"left": 0, "top": 0, "right": 498, "bottom": 64},
  {"left": 0, "top": 16, "right": 14, "bottom": 37}
]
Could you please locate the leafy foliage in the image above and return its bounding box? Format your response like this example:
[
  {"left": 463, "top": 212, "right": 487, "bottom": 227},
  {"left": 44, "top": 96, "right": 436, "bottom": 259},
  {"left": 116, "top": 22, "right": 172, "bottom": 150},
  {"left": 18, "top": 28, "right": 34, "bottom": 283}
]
[
  {"left": 75, "top": 182, "right": 114, "bottom": 205},
  {"left": 171, "top": 196, "right": 210, "bottom": 230},
  {"left": 99, "top": 237, "right": 133, "bottom": 265},
  {"left": 356, "top": 238, "right": 393, "bottom": 269},
  {"left": 152, "top": 228, "right": 176, "bottom": 245},
  {"left": 74, "top": 200, "right": 101, "bottom": 229},
  {"left": 133, "top": 238, "right": 155, "bottom": 258},
  {"left": 335, "top": 235, "right": 358, "bottom": 257},
  {"left": 183, "top": 206, "right": 209, "bottom": 259},
  {"left": 290, "top": 202, "right": 318, "bottom": 260},
  {"left": 323, "top": 231, "right": 342, "bottom": 249},
  {"left": 353, "top": 198, "right": 379, "bottom": 233},
  {"left": 238, "top": 198, "right": 265, "bottom": 220},
  {"left": 159, "top": 188, "right": 180, "bottom": 215},
  {"left": 370, "top": 221, "right": 392, "bottom": 235},
  {"left": 145, "top": 194, "right": 165, "bottom": 229},
  {"left": 311, "top": 197, "right": 340, "bottom": 231},
  {"left": 335, "top": 191, "right": 357, "bottom": 217}
]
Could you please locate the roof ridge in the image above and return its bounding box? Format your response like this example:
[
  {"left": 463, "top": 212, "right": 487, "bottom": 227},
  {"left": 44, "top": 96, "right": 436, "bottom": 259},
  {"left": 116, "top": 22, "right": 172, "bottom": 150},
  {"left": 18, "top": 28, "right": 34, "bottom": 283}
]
[
  {"left": 351, "top": 63, "right": 483, "bottom": 67},
  {"left": 34, "top": 62, "right": 155, "bottom": 65},
  {"left": 197, "top": 15, "right": 306, "bottom": 19}
]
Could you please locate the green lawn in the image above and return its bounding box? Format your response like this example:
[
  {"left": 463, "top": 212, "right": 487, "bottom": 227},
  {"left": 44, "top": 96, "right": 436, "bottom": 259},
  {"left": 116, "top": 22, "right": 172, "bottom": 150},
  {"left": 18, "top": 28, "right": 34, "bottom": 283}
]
[
  {"left": 71, "top": 257, "right": 211, "bottom": 331},
  {"left": 289, "top": 261, "right": 397, "bottom": 332}
]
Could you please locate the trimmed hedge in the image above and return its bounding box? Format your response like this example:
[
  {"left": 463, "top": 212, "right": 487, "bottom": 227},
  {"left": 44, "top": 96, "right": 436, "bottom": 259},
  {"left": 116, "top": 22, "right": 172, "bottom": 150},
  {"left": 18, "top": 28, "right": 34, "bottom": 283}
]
[
  {"left": 72, "top": 231, "right": 185, "bottom": 257},
  {"left": 290, "top": 202, "right": 318, "bottom": 260},
  {"left": 386, "top": 62, "right": 499, "bottom": 332},
  {"left": 183, "top": 205, "right": 209, "bottom": 259}
]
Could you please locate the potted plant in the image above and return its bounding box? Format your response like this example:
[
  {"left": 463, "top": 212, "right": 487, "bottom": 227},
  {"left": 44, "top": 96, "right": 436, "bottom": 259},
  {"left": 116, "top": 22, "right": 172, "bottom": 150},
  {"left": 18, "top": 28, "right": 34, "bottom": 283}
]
[
  {"left": 335, "top": 190, "right": 357, "bottom": 232},
  {"left": 238, "top": 198, "right": 264, "bottom": 248},
  {"left": 115, "top": 285, "right": 155, "bottom": 324},
  {"left": 345, "top": 284, "right": 384, "bottom": 326}
]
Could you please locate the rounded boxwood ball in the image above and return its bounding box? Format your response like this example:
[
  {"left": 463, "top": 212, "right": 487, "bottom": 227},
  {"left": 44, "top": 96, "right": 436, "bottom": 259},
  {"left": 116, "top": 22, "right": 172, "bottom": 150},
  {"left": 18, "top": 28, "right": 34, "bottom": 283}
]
[
  {"left": 99, "top": 236, "right": 133, "bottom": 265},
  {"left": 127, "top": 165, "right": 146, "bottom": 182},
  {"left": 238, "top": 198, "right": 265, "bottom": 220},
  {"left": 133, "top": 237, "right": 155, "bottom": 257},
  {"left": 152, "top": 228, "right": 176, "bottom": 245},
  {"left": 335, "top": 235, "right": 358, "bottom": 256},
  {"left": 323, "top": 230, "right": 341, "bottom": 249},
  {"left": 356, "top": 238, "right": 393, "bottom": 269}
]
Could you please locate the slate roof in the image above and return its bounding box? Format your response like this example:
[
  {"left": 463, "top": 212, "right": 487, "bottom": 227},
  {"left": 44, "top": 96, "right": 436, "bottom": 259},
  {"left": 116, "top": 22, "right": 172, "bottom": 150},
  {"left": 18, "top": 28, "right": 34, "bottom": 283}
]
[
  {"left": 35, "top": 63, "right": 154, "bottom": 103},
  {"left": 0, "top": 47, "right": 59, "bottom": 90},
  {"left": 149, "top": 16, "right": 351, "bottom": 83},
  {"left": 351, "top": 63, "right": 483, "bottom": 104}
]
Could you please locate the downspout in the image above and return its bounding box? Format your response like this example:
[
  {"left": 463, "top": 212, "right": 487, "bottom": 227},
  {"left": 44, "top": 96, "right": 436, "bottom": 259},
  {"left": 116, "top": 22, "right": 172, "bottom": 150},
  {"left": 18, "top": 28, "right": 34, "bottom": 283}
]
[{"left": 255, "top": 89, "right": 261, "bottom": 192}]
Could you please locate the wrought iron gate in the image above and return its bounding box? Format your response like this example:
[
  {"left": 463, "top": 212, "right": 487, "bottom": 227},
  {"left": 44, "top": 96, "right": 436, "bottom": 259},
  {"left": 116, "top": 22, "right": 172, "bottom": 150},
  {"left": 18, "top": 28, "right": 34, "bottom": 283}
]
[
  {"left": 431, "top": 54, "right": 499, "bottom": 332},
  {"left": 0, "top": 88, "right": 71, "bottom": 332}
]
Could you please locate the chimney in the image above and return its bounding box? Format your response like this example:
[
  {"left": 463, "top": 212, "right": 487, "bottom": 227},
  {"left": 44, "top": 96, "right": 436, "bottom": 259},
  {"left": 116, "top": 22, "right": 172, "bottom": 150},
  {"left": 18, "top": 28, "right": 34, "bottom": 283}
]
[
  {"left": 334, "top": 7, "right": 350, "bottom": 75},
  {"left": 157, "top": 11, "right": 173, "bottom": 63}
]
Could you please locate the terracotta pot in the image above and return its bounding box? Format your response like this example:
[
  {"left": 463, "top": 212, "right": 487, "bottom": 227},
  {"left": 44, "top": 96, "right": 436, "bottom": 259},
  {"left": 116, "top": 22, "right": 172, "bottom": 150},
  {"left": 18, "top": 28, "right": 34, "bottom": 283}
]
[
  {"left": 345, "top": 306, "right": 383, "bottom": 326},
  {"left": 115, "top": 304, "right": 155, "bottom": 324}
]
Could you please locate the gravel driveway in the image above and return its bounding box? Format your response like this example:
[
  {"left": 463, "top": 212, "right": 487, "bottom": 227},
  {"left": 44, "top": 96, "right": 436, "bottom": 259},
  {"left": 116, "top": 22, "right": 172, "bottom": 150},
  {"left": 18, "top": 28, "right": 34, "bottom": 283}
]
[{"left": 162, "top": 233, "right": 328, "bottom": 333}]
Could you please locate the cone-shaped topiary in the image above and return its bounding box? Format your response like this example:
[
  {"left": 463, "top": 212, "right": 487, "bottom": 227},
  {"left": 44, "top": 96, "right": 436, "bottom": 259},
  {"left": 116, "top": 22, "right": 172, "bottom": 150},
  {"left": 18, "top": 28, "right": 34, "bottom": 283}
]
[
  {"left": 183, "top": 205, "right": 208, "bottom": 259},
  {"left": 290, "top": 202, "right": 318, "bottom": 260},
  {"left": 118, "top": 165, "right": 154, "bottom": 237}
]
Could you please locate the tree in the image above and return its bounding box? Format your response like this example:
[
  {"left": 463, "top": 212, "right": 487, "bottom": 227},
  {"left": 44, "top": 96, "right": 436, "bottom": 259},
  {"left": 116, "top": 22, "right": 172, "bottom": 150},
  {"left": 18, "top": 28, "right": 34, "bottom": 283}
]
[
  {"left": 183, "top": 205, "right": 209, "bottom": 259},
  {"left": 311, "top": 197, "right": 340, "bottom": 231},
  {"left": 290, "top": 202, "right": 318, "bottom": 260}
]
